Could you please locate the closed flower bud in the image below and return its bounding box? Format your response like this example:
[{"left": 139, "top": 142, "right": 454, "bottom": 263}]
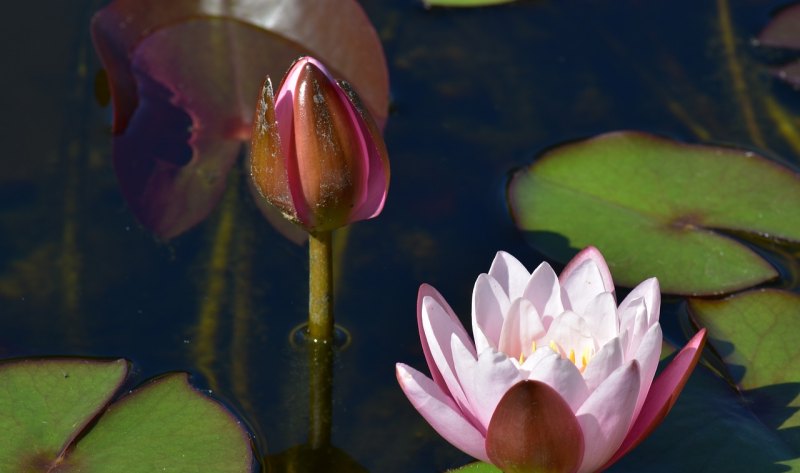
[{"left": 250, "top": 57, "right": 390, "bottom": 232}]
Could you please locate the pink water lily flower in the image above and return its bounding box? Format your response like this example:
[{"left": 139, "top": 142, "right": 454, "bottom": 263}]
[{"left": 396, "top": 247, "right": 706, "bottom": 473}]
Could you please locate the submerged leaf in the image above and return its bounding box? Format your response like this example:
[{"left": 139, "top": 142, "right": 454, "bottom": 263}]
[
  {"left": 508, "top": 131, "right": 800, "bottom": 295},
  {"left": 91, "top": 0, "right": 388, "bottom": 238}
]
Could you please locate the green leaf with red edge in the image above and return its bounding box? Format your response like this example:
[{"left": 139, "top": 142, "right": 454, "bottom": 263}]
[
  {"left": 91, "top": 0, "right": 389, "bottom": 239},
  {"left": 689, "top": 289, "right": 800, "bottom": 461},
  {"left": 508, "top": 131, "right": 800, "bottom": 295},
  {"left": 0, "top": 358, "right": 253, "bottom": 472}
]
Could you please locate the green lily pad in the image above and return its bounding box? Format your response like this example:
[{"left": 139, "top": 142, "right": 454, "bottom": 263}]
[
  {"left": 508, "top": 131, "right": 800, "bottom": 295},
  {"left": 689, "top": 289, "right": 800, "bottom": 457},
  {"left": 447, "top": 462, "right": 501, "bottom": 473},
  {"left": 0, "top": 358, "right": 253, "bottom": 472}
]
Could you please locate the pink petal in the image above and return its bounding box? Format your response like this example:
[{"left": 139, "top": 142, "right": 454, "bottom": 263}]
[
  {"left": 581, "top": 292, "right": 619, "bottom": 346},
  {"left": 488, "top": 251, "right": 530, "bottom": 300},
  {"left": 631, "top": 323, "right": 662, "bottom": 423},
  {"left": 523, "top": 262, "right": 570, "bottom": 323},
  {"left": 498, "top": 298, "right": 545, "bottom": 359},
  {"left": 527, "top": 349, "right": 590, "bottom": 412},
  {"left": 619, "top": 298, "right": 648, "bottom": 357},
  {"left": 561, "top": 260, "right": 612, "bottom": 315},
  {"left": 338, "top": 79, "right": 390, "bottom": 222},
  {"left": 576, "top": 361, "right": 641, "bottom": 473},
  {"left": 421, "top": 294, "right": 476, "bottom": 415},
  {"left": 396, "top": 363, "right": 489, "bottom": 462},
  {"left": 452, "top": 339, "right": 524, "bottom": 429},
  {"left": 487, "top": 380, "right": 584, "bottom": 473},
  {"left": 542, "top": 311, "right": 595, "bottom": 356},
  {"left": 619, "top": 278, "right": 660, "bottom": 328},
  {"left": 602, "top": 329, "right": 707, "bottom": 470},
  {"left": 582, "top": 337, "right": 623, "bottom": 392},
  {"left": 472, "top": 274, "right": 511, "bottom": 353},
  {"left": 417, "top": 284, "right": 469, "bottom": 391},
  {"left": 560, "top": 246, "right": 615, "bottom": 300}
]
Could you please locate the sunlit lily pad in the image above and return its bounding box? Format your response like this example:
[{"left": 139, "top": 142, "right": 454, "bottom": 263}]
[
  {"left": 758, "top": 3, "right": 800, "bottom": 87},
  {"left": 447, "top": 462, "right": 501, "bottom": 473},
  {"left": 689, "top": 289, "right": 800, "bottom": 457},
  {"left": 0, "top": 358, "right": 253, "bottom": 472},
  {"left": 91, "top": 0, "right": 388, "bottom": 238},
  {"left": 508, "top": 131, "right": 800, "bottom": 295}
]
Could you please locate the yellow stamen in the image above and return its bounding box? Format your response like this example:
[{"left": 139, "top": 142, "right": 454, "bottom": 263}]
[
  {"left": 549, "top": 340, "right": 559, "bottom": 354},
  {"left": 568, "top": 349, "right": 576, "bottom": 364},
  {"left": 581, "top": 348, "right": 591, "bottom": 370},
  {"left": 531, "top": 340, "right": 536, "bottom": 352},
  {"left": 519, "top": 352, "right": 525, "bottom": 364}
]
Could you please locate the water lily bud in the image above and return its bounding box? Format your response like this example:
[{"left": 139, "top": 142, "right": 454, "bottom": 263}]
[{"left": 250, "top": 57, "right": 390, "bottom": 232}]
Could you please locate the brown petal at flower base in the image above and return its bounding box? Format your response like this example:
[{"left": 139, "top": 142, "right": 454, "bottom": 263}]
[{"left": 487, "top": 381, "right": 584, "bottom": 473}]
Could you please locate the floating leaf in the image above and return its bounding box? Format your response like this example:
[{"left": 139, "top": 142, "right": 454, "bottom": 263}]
[
  {"left": 91, "top": 0, "right": 389, "bottom": 238},
  {"left": 508, "top": 131, "right": 800, "bottom": 295},
  {"left": 758, "top": 3, "right": 800, "bottom": 87},
  {"left": 423, "top": 0, "right": 515, "bottom": 8},
  {"left": 447, "top": 462, "right": 502, "bottom": 473},
  {"left": 0, "top": 358, "right": 253, "bottom": 472},
  {"left": 689, "top": 289, "right": 800, "bottom": 457}
]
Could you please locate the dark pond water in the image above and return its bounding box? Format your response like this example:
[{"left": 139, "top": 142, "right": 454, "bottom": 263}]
[{"left": 1, "top": 0, "right": 798, "bottom": 471}]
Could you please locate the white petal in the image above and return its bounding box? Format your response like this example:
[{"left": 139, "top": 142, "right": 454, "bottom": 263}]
[
  {"left": 472, "top": 274, "right": 510, "bottom": 353},
  {"left": 527, "top": 349, "right": 590, "bottom": 411},
  {"left": 523, "top": 262, "right": 570, "bottom": 323},
  {"left": 452, "top": 338, "right": 523, "bottom": 429},
  {"left": 422, "top": 296, "right": 475, "bottom": 415},
  {"left": 559, "top": 246, "right": 615, "bottom": 299},
  {"left": 561, "top": 259, "right": 608, "bottom": 315},
  {"left": 627, "top": 303, "right": 650, "bottom": 358},
  {"left": 396, "top": 363, "right": 489, "bottom": 462},
  {"left": 543, "top": 311, "right": 595, "bottom": 355},
  {"left": 581, "top": 292, "right": 619, "bottom": 346},
  {"left": 582, "top": 337, "right": 623, "bottom": 391},
  {"left": 498, "top": 298, "right": 545, "bottom": 359},
  {"left": 488, "top": 251, "right": 530, "bottom": 300},
  {"left": 618, "top": 297, "right": 646, "bottom": 355},
  {"left": 631, "top": 323, "right": 662, "bottom": 423},
  {"left": 619, "top": 278, "right": 660, "bottom": 327},
  {"left": 576, "top": 361, "right": 641, "bottom": 473}
]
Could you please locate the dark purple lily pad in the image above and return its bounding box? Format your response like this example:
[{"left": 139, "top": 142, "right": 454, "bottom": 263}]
[
  {"left": 91, "top": 0, "right": 389, "bottom": 238},
  {"left": 758, "top": 3, "right": 800, "bottom": 88}
]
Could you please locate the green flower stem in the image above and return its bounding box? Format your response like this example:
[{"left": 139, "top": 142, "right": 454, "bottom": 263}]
[
  {"left": 308, "top": 230, "right": 334, "bottom": 342},
  {"left": 308, "top": 339, "right": 333, "bottom": 449}
]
